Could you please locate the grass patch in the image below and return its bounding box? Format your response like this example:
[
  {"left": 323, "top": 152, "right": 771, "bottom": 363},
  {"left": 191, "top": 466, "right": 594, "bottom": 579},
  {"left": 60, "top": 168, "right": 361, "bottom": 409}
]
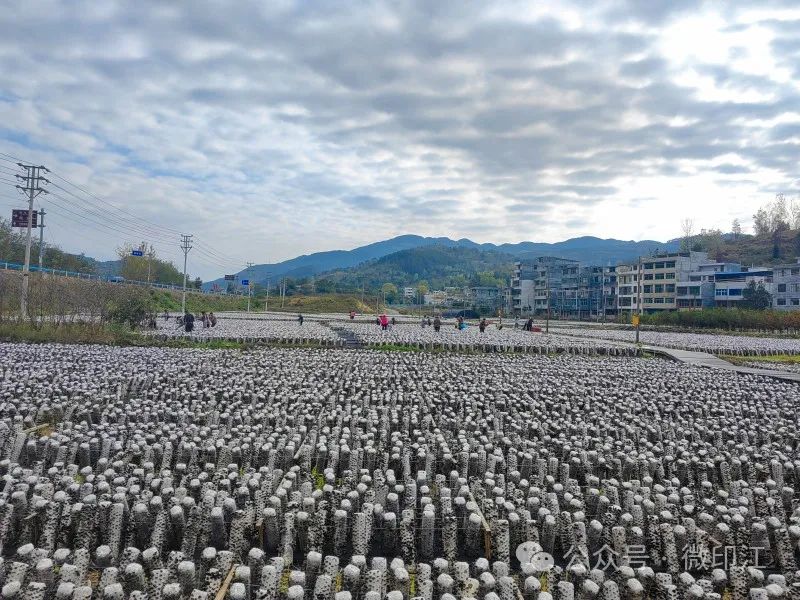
[
  {"left": 311, "top": 467, "right": 325, "bottom": 491},
  {"left": 279, "top": 570, "right": 290, "bottom": 595},
  {"left": 150, "top": 289, "right": 252, "bottom": 313},
  {"left": 0, "top": 322, "right": 331, "bottom": 351},
  {"left": 720, "top": 354, "right": 800, "bottom": 365},
  {"left": 263, "top": 294, "right": 376, "bottom": 314}
]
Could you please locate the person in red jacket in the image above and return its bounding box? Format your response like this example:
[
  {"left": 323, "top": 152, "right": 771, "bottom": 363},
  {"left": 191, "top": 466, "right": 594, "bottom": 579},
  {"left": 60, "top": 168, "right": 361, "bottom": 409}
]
[{"left": 379, "top": 314, "right": 389, "bottom": 330}]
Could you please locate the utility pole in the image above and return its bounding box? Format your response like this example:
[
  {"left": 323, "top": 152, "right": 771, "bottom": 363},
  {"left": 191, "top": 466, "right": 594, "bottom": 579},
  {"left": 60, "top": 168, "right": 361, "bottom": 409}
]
[
  {"left": 545, "top": 272, "right": 550, "bottom": 334},
  {"left": 281, "top": 278, "right": 286, "bottom": 308},
  {"left": 37, "top": 209, "right": 46, "bottom": 271},
  {"left": 179, "top": 234, "right": 193, "bottom": 315},
  {"left": 246, "top": 262, "right": 254, "bottom": 312},
  {"left": 146, "top": 246, "right": 155, "bottom": 284},
  {"left": 265, "top": 278, "right": 270, "bottom": 311},
  {"left": 15, "top": 164, "right": 48, "bottom": 318}
]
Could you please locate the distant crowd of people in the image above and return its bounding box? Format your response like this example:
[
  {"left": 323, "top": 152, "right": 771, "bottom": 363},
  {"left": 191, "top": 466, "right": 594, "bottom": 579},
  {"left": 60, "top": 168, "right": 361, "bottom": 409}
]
[
  {"left": 167, "top": 309, "right": 541, "bottom": 335},
  {"left": 367, "top": 313, "right": 538, "bottom": 333},
  {"left": 173, "top": 310, "right": 217, "bottom": 333}
]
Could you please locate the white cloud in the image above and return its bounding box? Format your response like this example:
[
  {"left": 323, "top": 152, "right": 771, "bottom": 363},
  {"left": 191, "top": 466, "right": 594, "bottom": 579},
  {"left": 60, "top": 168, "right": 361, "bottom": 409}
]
[{"left": 0, "top": 0, "right": 798, "bottom": 278}]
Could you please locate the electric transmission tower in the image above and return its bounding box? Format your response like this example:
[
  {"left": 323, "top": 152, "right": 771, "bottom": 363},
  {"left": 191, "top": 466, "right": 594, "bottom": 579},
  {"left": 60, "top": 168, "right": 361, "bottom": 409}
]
[
  {"left": 179, "top": 234, "right": 193, "bottom": 314},
  {"left": 246, "top": 261, "right": 254, "bottom": 312},
  {"left": 15, "top": 164, "right": 49, "bottom": 317}
]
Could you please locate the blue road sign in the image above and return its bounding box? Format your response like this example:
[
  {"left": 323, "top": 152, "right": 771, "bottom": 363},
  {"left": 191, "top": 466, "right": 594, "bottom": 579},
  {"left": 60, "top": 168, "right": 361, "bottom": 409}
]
[
  {"left": 241, "top": 279, "right": 250, "bottom": 286},
  {"left": 131, "top": 250, "right": 144, "bottom": 256}
]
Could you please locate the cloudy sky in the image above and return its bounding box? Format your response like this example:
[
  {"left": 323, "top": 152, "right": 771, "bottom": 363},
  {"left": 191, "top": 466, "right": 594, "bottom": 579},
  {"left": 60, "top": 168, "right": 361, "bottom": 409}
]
[{"left": 1, "top": 1, "right": 799, "bottom": 278}]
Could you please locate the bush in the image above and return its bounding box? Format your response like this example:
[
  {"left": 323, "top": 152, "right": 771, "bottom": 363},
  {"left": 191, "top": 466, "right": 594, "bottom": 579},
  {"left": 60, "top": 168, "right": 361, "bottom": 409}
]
[
  {"left": 108, "top": 289, "right": 156, "bottom": 329},
  {"left": 641, "top": 307, "right": 800, "bottom": 332}
]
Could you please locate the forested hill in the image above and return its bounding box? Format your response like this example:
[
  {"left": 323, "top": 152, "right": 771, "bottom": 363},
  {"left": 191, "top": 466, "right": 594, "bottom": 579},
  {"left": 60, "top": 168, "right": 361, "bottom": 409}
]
[{"left": 316, "top": 246, "right": 514, "bottom": 292}]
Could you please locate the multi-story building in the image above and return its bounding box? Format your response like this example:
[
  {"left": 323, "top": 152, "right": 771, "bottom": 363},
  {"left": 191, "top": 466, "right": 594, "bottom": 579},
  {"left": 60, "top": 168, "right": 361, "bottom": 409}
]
[
  {"left": 512, "top": 261, "right": 537, "bottom": 313},
  {"left": 714, "top": 268, "right": 773, "bottom": 308},
  {"left": 676, "top": 262, "right": 741, "bottom": 309},
  {"left": 470, "top": 286, "right": 505, "bottom": 312},
  {"left": 517, "top": 252, "right": 800, "bottom": 315},
  {"left": 512, "top": 258, "right": 616, "bottom": 318},
  {"left": 617, "top": 251, "right": 709, "bottom": 314},
  {"left": 772, "top": 260, "right": 800, "bottom": 309},
  {"left": 423, "top": 290, "right": 448, "bottom": 306}
]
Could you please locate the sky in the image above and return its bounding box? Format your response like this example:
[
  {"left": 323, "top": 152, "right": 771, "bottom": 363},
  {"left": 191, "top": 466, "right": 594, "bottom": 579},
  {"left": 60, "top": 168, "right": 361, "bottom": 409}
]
[{"left": 0, "top": 1, "right": 799, "bottom": 279}]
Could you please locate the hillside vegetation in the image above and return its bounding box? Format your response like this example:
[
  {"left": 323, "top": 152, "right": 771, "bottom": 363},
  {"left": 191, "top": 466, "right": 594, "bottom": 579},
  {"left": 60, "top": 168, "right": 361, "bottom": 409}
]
[
  {"left": 263, "top": 294, "right": 377, "bottom": 314},
  {"left": 689, "top": 195, "right": 800, "bottom": 266},
  {"left": 316, "top": 246, "right": 513, "bottom": 293}
]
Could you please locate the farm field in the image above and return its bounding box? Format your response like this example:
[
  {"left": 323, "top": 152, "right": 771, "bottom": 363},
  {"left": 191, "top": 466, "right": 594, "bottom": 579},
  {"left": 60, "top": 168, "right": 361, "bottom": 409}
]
[
  {"left": 0, "top": 342, "right": 798, "bottom": 600},
  {"left": 548, "top": 325, "right": 800, "bottom": 356},
  {"left": 149, "top": 314, "right": 638, "bottom": 355}
]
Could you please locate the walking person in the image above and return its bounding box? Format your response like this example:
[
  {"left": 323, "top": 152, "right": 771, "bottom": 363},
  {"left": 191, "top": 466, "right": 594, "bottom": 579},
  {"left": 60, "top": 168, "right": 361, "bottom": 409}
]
[
  {"left": 379, "top": 314, "right": 389, "bottom": 331},
  {"left": 298, "top": 313, "right": 304, "bottom": 325},
  {"left": 524, "top": 317, "right": 533, "bottom": 331},
  {"left": 184, "top": 312, "right": 195, "bottom": 333},
  {"left": 209, "top": 312, "right": 217, "bottom": 327},
  {"left": 479, "top": 318, "right": 487, "bottom": 333},
  {"left": 433, "top": 315, "right": 441, "bottom": 332}
]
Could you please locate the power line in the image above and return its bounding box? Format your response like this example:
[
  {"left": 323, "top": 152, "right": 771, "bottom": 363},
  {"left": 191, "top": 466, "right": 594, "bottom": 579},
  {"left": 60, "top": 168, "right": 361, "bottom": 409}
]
[
  {"left": 8, "top": 160, "right": 249, "bottom": 274},
  {"left": 47, "top": 182, "right": 178, "bottom": 244},
  {"left": 47, "top": 175, "right": 184, "bottom": 237},
  {"left": 0, "top": 151, "right": 27, "bottom": 162},
  {"left": 15, "top": 163, "right": 48, "bottom": 316},
  {"left": 46, "top": 193, "right": 174, "bottom": 246},
  {"left": 3, "top": 193, "right": 230, "bottom": 278},
  {"left": 180, "top": 234, "right": 193, "bottom": 314},
  {"left": 47, "top": 171, "right": 247, "bottom": 265},
  {"left": 36, "top": 203, "right": 229, "bottom": 274},
  {"left": 0, "top": 165, "right": 21, "bottom": 176},
  {"left": 44, "top": 195, "right": 182, "bottom": 260}
]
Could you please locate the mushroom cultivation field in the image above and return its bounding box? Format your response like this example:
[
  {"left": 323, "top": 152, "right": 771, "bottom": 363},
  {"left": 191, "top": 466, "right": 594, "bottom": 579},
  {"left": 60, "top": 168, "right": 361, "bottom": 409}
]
[
  {"left": 149, "top": 318, "right": 343, "bottom": 346},
  {"left": 1, "top": 342, "right": 800, "bottom": 600},
  {"left": 550, "top": 327, "right": 800, "bottom": 356},
  {"left": 338, "top": 324, "right": 637, "bottom": 356},
  {"left": 149, "top": 316, "right": 636, "bottom": 355}
]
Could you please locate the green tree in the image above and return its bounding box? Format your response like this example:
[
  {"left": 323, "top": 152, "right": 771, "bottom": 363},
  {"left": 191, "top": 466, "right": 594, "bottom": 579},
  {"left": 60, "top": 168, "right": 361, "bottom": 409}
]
[
  {"left": 753, "top": 207, "right": 770, "bottom": 236},
  {"left": 0, "top": 217, "right": 96, "bottom": 273},
  {"left": 474, "top": 271, "right": 503, "bottom": 287},
  {"left": 116, "top": 242, "right": 184, "bottom": 285},
  {"left": 381, "top": 282, "right": 398, "bottom": 303},
  {"left": 193, "top": 277, "right": 202, "bottom": 290},
  {"left": 416, "top": 280, "right": 429, "bottom": 297},
  {"left": 741, "top": 281, "right": 772, "bottom": 310},
  {"left": 315, "top": 278, "right": 336, "bottom": 293}
]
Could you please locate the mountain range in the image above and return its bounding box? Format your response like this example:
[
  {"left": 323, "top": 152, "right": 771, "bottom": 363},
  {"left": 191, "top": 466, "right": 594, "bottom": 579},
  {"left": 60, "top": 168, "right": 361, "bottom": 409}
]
[{"left": 204, "top": 234, "right": 680, "bottom": 290}]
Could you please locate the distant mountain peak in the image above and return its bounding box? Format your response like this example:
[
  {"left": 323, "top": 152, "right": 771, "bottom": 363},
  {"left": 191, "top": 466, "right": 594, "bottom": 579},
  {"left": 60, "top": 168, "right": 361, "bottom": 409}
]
[{"left": 204, "top": 234, "right": 679, "bottom": 288}]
